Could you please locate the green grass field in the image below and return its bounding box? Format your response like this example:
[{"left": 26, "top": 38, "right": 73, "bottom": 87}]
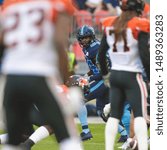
[
  {"left": 1, "top": 123, "right": 149, "bottom": 150},
  {"left": 31, "top": 124, "right": 122, "bottom": 150}
]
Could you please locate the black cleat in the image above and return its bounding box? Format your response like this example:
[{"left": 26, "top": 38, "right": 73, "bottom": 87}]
[
  {"left": 80, "top": 132, "right": 93, "bottom": 141},
  {"left": 19, "top": 143, "right": 31, "bottom": 150},
  {"left": 20, "top": 139, "right": 35, "bottom": 150},
  {"left": 117, "top": 135, "right": 128, "bottom": 143}
]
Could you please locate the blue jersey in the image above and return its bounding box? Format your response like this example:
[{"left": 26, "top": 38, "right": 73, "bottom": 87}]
[
  {"left": 82, "top": 40, "right": 111, "bottom": 111},
  {"left": 83, "top": 40, "right": 101, "bottom": 81},
  {"left": 83, "top": 39, "right": 111, "bottom": 82}
]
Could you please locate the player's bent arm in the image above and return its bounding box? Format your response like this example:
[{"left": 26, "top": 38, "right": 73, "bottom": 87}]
[
  {"left": 138, "top": 31, "right": 150, "bottom": 81},
  {"left": 54, "top": 13, "right": 72, "bottom": 83},
  {"left": 97, "top": 34, "right": 109, "bottom": 76}
]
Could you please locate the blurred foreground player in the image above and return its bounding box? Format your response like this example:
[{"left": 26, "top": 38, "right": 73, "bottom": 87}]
[{"left": 0, "top": 0, "right": 82, "bottom": 150}]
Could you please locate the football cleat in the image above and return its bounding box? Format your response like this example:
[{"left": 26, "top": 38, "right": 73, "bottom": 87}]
[
  {"left": 117, "top": 135, "right": 128, "bottom": 143},
  {"left": 19, "top": 143, "right": 31, "bottom": 150},
  {"left": 80, "top": 132, "right": 93, "bottom": 141},
  {"left": 19, "top": 139, "right": 35, "bottom": 150}
]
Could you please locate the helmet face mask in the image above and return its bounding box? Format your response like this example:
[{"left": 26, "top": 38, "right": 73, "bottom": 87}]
[
  {"left": 78, "top": 36, "right": 92, "bottom": 48},
  {"left": 120, "top": 0, "right": 145, "bottom": 15},
  {"left": 76, "top": 25, "right": 95, "bottom": 48}
]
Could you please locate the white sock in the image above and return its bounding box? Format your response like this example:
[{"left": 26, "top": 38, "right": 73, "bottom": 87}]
[
  {"left": 29, "top": 126, "right": 50, "bottom": 144},
  {"left": 0, "top": 133, "right": 8, "bottom": 144},
  {"left": 105, "top": 117, "right": 119, "bottom": 150},
  {"left": 134, "top": 117, "right": 148, "bottom": 150},
  {"left": 60, "top": 138, "right": 83, "bottom": 150}
]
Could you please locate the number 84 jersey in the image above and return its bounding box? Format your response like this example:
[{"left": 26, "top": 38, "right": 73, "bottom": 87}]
[
  {"left": 1, "top": 0, "right": 74, "bottom": 76},
  {"left": 103, "top": 16, "right": 150, "bottom": 73}
]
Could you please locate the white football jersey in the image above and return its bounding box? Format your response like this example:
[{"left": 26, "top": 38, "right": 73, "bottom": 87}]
[
  {"left": 106, "top": 27, "right": 143, "bottom": 72},
  {"left": 1, "top": 0, "right": 74, "bottom": 77},
  {"left": 104, "top": 16, "right": 150, "bottom": 73}
]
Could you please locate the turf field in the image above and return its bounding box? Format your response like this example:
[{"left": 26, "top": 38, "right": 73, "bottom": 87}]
[
  {"left": 31, "top": 124, "right": 122, "bottom": 150},
  {"left": 0, "top": 123, "right": 150, "bottom": 150}
]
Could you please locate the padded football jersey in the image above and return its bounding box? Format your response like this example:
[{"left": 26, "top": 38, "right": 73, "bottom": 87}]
[
  {"left": 103, "top": 16, "right": 150, "bottom": 73},
  {"left": 1, "top": 0, "right": 74, "bottom": 76}
]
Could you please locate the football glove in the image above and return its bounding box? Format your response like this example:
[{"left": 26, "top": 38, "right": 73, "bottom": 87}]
[{"left": 78, "top": 77, "right": 90, "bottom": 94}]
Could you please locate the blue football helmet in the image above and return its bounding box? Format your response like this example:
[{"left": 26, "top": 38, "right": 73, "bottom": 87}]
[{"left": 76, "top": 25, "right": 95, "bottom": 48}]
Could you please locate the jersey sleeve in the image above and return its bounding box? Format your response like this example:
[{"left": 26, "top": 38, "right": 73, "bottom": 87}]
[
  {"left": 128, "top": 17, "right": 150, "bottom": 39},
  {"left": 101, "top": 16, "right": 117, "bottom": 31},
  {"left": 138, "top": 31, "right": 150, "bottom": 81},
  {"left": 97, "top": 34, "right": 110, "bottom": 76},
  {"left": 136, "top": 18, "right": 150, "bottom": 33}
]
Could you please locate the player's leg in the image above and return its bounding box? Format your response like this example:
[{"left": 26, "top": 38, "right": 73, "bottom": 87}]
[
  {"left": 100, "top": 92, "right": 129, "bottom": 143},
  {"left": 126, "top": 73, "right": 148, "bottom": 150},
  {"left": 22, "top": 125, "right": 52, "bottom": 149},
  {"left": 2, "top": 75, "right": 33, "bottom": 148},
  {"left": 85, "top": 80, "right": 107, "bottom": 101},
  {"left": 105, "top": 86, "right": 124, "bottom": 150},
  {"left": 96, "top": 87, "right": 109, "bottom": 117},
  {"left": 0, "top": 104, "right": 44, "bottom": 146},
  {"left": 32, "top": 77, "right": 82, "bottom": 150},
  {"left": 116, "top": 102, "right": 131, "bottom": 143},
  {"left": 18, "top": 103, "right": 52, "bottom": 149},
  {"left": 118, "top": 112, "right": 134, "bottom": 149},
  {"left": 78, "top": 80, "right": 107, "bottom": 141},
  {"left": 0, "top": 76, "right": 5, "bottom": 130},
  {"left": 0, "top": 133, "right": 8, "bottom": 144},
  {"left": 117, "top": 123, "right": 128, "bottom": 143},
  {"left": 102, "top": 103, "right": 129, "bottom": 143},
  {"left": 86, "top": 80, "right": 109, "bottom": 121},
  {"left": 77, "top": 104, "right": 92, "bottom": 141},
  {"left": 120, "top": 102, "right": 131, "bottom": 135}
]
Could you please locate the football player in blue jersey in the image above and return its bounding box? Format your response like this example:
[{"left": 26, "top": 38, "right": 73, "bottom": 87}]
[{"left": 76, "top": 25, "right": 131, "bottom": 142}]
